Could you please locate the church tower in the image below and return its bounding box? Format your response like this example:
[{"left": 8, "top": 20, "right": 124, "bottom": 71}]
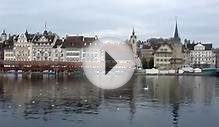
[
  {"left": 129, "top": 28, "right": 138, "bottom": 56},
  {"left": 170, "top": 20, "right": 184, "bottom": 69},
  {"left": 1, "top": 29, "right": 7, "bottom": 42},
  {"left": 173, "top": 20, "right": 181, "bottom": 42}
]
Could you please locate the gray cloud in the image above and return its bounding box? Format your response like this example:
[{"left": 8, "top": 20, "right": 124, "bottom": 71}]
[{"left": 0, "top": 0, "right": 219, "bottom": 46}]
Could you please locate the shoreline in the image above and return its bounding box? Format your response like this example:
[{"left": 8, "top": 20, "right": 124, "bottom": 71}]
[{"left": 134, "top": 73, "right": 219, "bottom": 76}]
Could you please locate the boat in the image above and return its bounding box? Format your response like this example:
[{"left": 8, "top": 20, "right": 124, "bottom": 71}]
[
  {"left": 202, "top": 68, "right": 219, "bottom": 76},
  {"left": 193, "top": 68, "right": 202, "bottom": 73},
  {"left": 181, "top": 65, "right": 193, "bottom": 72}
]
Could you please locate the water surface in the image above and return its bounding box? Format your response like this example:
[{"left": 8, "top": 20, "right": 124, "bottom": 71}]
[{"left": 0, "top": 75, "right": 218, "bottom": 127}]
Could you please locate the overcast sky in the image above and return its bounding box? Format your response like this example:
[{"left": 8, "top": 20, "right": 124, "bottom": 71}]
[{"left": 0, "top": 0, "right": 219, "bottom": 46}]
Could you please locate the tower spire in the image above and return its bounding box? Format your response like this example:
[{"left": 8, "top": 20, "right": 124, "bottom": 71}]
[
  {"left": 25, "top": 29, "right": 28, "bottom": 35},
  {"left": 173, "top": 18, "right": 180, "bottom": 42},
  {"left": 132, "top": 27, "right": 135, "bottom": 35},
  {"left": 43, "top": 22, "right": 48, "bottom": 35},
  {"left": 174, "top": 20, "right": 179, "bottom": 39},
  {"left": 44, "top": 22, "right": 47, "bottom": 31}
]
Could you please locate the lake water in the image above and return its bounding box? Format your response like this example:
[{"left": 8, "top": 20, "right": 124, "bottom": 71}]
[{"left": 0, "top": 74, "right": 219, "bottom": 127}]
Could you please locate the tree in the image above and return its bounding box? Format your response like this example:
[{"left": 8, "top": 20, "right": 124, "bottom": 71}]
[
  {"left": 149, "top": 58, "right": 154, "bottom": 69},
  {"left": 141, "top": 57, "right": 148, "bottom": 69}
]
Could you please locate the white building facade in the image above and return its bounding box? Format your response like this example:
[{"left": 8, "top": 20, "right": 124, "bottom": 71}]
[
  {"left": 53, "top": 39, "right": 65, "bottom": 61},
  {"left": 4, "top": 49, "right": 15, "bottom": 61},
  {"left": 189, "top": 43, "right": 215, "bottom": 68},
  {"left": 14, "top": 33, "right": 33, "bottom": 61},
  {"left": 32, "top": 31, "right": 58, "bottom": 61}
]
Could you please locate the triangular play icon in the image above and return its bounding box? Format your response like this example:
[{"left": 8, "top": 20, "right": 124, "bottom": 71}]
[{"left": 105, "top": 51, "right": 117, "bottom": 75}]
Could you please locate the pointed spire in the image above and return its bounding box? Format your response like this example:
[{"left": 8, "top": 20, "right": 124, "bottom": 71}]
[
  {"left": 132, "top": 27, "right": 135, "bottom": 35},
  {"left": 44, "top": 22, "right": 47, "bottom": 31},
  {"left": 174, "top": 20, "right": 179, "bottom": 38},
  {"left": 43, "top": 22, "right": 48, "bottom": 35},
  {"left": 130, "top": 27, "right": 137, "bottom": 40},
  {"left": 173, "top": 18, "right": 180, "bottom": 42},
  {"left": 25, "top": 29, "right": 28, "bottom": 35}
]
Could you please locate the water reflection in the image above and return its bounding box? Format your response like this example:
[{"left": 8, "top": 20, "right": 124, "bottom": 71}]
[{"left": 0, "top": 74, "right": 218, "bottom": 127}]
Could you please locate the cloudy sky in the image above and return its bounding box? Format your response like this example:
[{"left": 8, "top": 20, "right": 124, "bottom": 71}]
[{"left": 0, "top": 0, "right": 219, "bottom": 46}]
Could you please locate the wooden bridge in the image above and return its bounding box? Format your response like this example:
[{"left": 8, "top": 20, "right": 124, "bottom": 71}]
[{"left": 0, "top": 60, "right": 83, "bottom": 72}]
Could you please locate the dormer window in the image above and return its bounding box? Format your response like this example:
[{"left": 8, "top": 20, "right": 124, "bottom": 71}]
[{"left": 194, "top": 44, "right": 205, "bottom": 51}]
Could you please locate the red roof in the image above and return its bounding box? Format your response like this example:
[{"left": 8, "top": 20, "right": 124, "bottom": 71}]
[{"left": 62, "top": 36, "right": 96, "bottom": 48}]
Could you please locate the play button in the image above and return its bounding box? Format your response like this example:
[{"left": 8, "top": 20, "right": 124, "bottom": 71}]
[
  {"left": 105, "top": 51, "right": 117, "bottom": 75},
  {"left": 82, "top": 38, "right": 136, "bottom": 89}
]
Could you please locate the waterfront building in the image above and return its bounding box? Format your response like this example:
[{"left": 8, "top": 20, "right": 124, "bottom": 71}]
[
  {"left": 81, "top": 37, "right": 98, "bottom": 62},
  {"left": 32, "top": 30, "right": 58, "bottom": 61},
  {"left": 0, "top": 30, "right": 7, "bottom": 60},
  {"left": 4, "top": 48, "right": 15, "bottom": 61},
  {"left": 154, "top": 43, "right": 173, "bottom": 69},
  {"left": 214, "top": 48, "right": 219, "bottom": 68},
  {"left": 14, "top": 30, "right": 34, "bottom": 61},
  {"left": 52, "top": 38, "right": 64, "bottom": 61},
  {"left": 61, "top": 35, "right": 96, "bottom": 62},
  {"left": 139, "top": 44, "right": 154, "bottom": 69},
  {"left": 4, "top": 35, "right": 15, "bottom": 61},
  {"left": 140, "top": 44, "right": 154, "bottom": 60},
  {"left": 182, "top": 41, "right": 190, "bottom": 66},
  {"left": 185, "top": 42, "right": 215, "bottom": 68},
  {"left": 62, "top": 36, "right": 84, "bottom": 62}
]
